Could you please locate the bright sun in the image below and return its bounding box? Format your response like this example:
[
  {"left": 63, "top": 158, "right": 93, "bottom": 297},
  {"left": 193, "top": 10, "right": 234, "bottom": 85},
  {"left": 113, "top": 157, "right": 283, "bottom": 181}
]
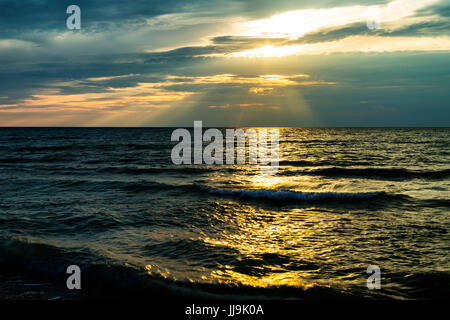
[{"left": 240, "top": 7, "right": 369, "bottom": 39}]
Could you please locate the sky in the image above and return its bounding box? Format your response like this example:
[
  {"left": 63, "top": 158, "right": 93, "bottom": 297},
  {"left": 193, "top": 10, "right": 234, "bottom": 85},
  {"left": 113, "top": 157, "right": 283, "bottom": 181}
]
[{"left": 0, "top": 0, "right": 449, "bottom": 127}]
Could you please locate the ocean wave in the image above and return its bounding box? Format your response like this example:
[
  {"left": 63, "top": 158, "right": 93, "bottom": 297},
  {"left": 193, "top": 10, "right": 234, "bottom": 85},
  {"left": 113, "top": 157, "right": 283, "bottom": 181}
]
[
  {"left": 283, "top": 167, "right": 450, "bottom": 180},
  {"left": 196, "top": 185, "right": 389, "bottom": 202},
  {"left": 417, "top": 198, "right": 450, "bottom": 208},
  {"left": 1, "top": 238, "right": 446, "bottom": 299},
  {"left": 0, "top": 157, "right": 27, "bottom": 163},
  {"left": 97, "top": 165, "right": 238, "bottom": 175},
  {"left": 5, "top": 177, "right": 446, "bottom": 210},
  {"left": 16, "top": 145, "right": 80, "bottom": 152},
  {"left": 279, "top": 160, "right": 372, "bottom": 167},
  {"left": 3, "top": 175, "right": 408, "bottom": 204},
  {"left": 53, "top": 179, "right": 180, "bottom": 193},
  {"left": 13, "top": 143, "right": 170, "bottom": 152},
  {"left": 0, "top": 238, "right": 376, "bottom": 299},
  {"left": 115, "top": 143, "right": 170, "bottom": 151},
  {"left": 0, "top": 238, "right": 321, "bottom": 299},
  {"left": 194, "top": 185, "right": 450, "bottom": 207},
  {"left": 0, "top": 155, "right": 73, "bottom": 164}
]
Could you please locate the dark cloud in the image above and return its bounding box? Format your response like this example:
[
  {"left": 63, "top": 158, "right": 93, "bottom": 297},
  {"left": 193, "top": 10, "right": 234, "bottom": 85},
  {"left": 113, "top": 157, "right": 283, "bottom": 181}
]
[
  {"left": 0, "top": 0, "right": 449, "bottom": 126},
  {"left": 287, "top": 19, "right": 450, "bottom": 45},
  {"left": 232, "top": 0, "right": 389, "bottom": 19},
  {"left": 416, "top": 2, "right": 450, "bottom": 17},
  {"left": 0, "top": 0, "right": 196, "bottom": 35},
  {"left": 0, "top": 0, "right": 443, "bottom": 46},
  {"left": 0, "top": 0, "right": 389, "bottom": 35},
  {"left": 211, "top": 36, "right": 290, "bottom": 50},
  {"left": 295, "top": 23, "right": 371, "bottom": 44},
  {"left": 386, "top": 20, "right": 450, "bottom": 36}
]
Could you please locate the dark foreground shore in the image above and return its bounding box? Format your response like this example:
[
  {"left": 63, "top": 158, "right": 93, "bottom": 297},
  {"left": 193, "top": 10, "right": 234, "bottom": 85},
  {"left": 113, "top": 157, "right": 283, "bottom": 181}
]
[
  {"left": 0, "top": 273, "right": 82, "bottom": 300},
  {"left": 0, "top": 269, "right": 376, "bottom": 300}
]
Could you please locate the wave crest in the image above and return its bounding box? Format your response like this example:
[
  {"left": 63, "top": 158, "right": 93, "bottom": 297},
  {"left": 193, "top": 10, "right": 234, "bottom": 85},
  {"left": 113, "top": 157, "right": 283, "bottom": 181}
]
[{"left": 197, "top": 185, "right": 387, "bottom": 201}]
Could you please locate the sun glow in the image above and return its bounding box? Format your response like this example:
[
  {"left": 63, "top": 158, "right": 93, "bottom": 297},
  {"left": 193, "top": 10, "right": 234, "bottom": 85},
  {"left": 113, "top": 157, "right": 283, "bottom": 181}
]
[
  {"left": 226, "top": 0, "right": 443, "bottom": 58},
  {"left": 239, "top": 0, "right": 440, "bottom": 39},
  {"left": 240, "top": 7, "right": 366, "bottom": 39}
]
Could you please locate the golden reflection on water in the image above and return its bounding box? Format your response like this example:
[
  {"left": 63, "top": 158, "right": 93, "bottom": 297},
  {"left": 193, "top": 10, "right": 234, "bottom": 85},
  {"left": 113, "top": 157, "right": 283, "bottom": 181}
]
[
  {"left": 140, "top": 128, "right": 448, "bottom": 292},
  {"left": 192, "top": 165, "right": 341, "bottom": 289},
  {"left": 247, "top": 175, "right": 284, "bottom": 189},
  {"left": 143, "top": 161, "right": 359, "bottom": 289},
  {"left": 211, "top": 268, "right": 320, "bottom": 289},
  {"left": 201, "top": 202, "right": 336, "bottom": 289}
]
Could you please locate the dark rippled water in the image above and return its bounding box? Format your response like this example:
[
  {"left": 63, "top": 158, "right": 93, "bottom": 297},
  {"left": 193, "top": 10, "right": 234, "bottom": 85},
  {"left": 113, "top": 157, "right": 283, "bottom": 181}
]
[{"left": 0, "top": 128, "right": 449, "bottom": 299}]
